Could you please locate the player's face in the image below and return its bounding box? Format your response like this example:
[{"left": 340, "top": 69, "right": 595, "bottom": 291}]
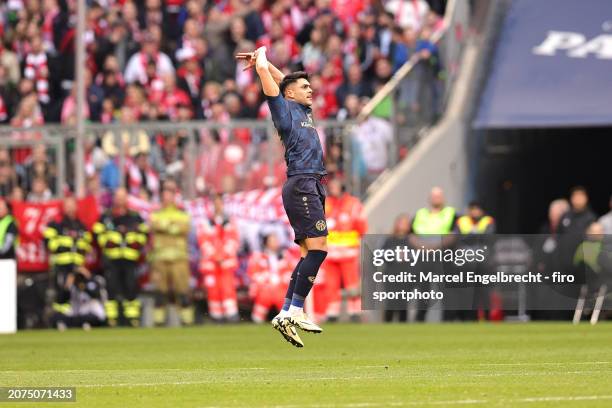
[{"left": 289, "top": 78, "right": 313, "bottom": 107}]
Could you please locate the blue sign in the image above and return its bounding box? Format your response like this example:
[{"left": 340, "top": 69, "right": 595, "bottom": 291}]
[{"left": 473, "top": 0, "right": 612, "bottom": 128}]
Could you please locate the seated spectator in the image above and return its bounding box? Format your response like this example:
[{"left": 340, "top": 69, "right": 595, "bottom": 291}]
[{"left": 26, "top": 175, "right": 52, "bottom": 202}]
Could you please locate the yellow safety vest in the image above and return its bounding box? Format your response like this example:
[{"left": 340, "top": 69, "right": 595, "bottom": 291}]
[
  {"left": 456, "top": 215, "right": 493, "bottom": 234},
  {"left": 412, "top": 207, "right": 456, "bottom": 235}
]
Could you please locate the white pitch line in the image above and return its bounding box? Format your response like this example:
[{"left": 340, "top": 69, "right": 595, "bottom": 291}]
[
  {"left": 195, "top": 395, "right": 612, "bottom": 408},
  {"left": 0, "top": 367, "right": 267, "bottom": 374},
  {"left": 34, "top": 369, "right": 604, "bottom": 389},
  {"left": 479, "top": 361, "right": 611, "bottom": 366}
]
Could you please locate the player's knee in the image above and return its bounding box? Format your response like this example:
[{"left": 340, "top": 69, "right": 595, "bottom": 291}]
[{"left": 305, "top": 236, "right": 327, "bottom": 252}]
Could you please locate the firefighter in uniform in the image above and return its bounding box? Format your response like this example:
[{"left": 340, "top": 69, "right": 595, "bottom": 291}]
[
  {"left": 196, "top": 193, "right": 240, "bottom": 322},
  {"left": 150, "top": 179, "right": 192, "bottom": 326},
  {"left": 93, "top": 187, "right": 148, "bottom": 326},
  {"left": 322, "top": 178, "right": 367, "bottom": 322},
  {"left": 453, "top": 201, "right": 495, "bottom": 320},
  {"left": 43, "top": 196, "right": 93, "bottom": 316},
  {"left": 247, "top": 232, "right": 296, "bottom": 323}
]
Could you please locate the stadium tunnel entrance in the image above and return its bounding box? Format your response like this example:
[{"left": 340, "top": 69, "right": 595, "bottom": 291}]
[{"left": 471, "top": 127, "right": 612, "bottom": 233}]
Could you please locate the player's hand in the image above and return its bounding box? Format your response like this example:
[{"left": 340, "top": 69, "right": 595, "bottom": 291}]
[
  {"left": 235, "top": 51, "right": 255, "bottom": 71},
  {"left": 235, "top": 47, "right": 266, "bottom": 71}
]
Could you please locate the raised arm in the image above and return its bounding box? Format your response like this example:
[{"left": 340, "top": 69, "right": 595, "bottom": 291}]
[
  {"left": 236, "top": 47, "right": 285, "bottom": 83},
  {"left": 267, "top": 61, "right": 285, "bottom": 85},
  {"left": 254, "top": 48, "right": 280, "bottom": 97}
]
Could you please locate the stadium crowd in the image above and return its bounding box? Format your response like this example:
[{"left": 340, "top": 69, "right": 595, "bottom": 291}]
[{"left": 0, "top": 0, "right": 447, "bottom": 200}]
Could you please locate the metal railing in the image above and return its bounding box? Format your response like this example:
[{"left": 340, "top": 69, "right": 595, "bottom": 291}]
[{"left": 0, "top": 119, "right": 359, "bottom": 199}]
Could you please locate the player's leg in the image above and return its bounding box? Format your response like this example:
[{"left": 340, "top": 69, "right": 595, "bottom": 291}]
[
  {"left": 286, "top": 236, "right": 327, "bottom": 333},
  {"left": 271, "top": 242, "right": 306, "bottom": 347},
  {"left": 277, "top": 243, "right": 307, "bottom": 318}
]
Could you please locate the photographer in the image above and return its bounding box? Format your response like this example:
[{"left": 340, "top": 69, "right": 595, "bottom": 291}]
[{"left": 50, "top": 267, "right": 106, "bottom": 331}]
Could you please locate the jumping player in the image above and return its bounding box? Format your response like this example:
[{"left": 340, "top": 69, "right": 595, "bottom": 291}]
[{"left": 236, "top": 47, "right": 328, "bottom": 347}]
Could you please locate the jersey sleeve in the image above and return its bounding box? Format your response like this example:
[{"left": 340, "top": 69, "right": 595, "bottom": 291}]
[{"left": 266, "top": 94, "right": 292, "bottom": 133}]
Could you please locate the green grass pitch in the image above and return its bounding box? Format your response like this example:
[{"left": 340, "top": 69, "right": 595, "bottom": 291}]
[{"left": 1, "top": 323, "right": 611, "bottom": 407}]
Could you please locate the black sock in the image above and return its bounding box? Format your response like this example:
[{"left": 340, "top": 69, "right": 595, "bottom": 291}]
[
  {"left": 291, "top": 250, "right": 327, "bottom": 305},
  {"left": 282, "top": 257, "right": 304, "bottom": 311}
]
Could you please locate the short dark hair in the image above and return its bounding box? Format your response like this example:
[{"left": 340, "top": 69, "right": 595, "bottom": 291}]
[
  {"left": 570, "top": 185, "right": 588, "bottom": 196},
  {"left": 279, "top": 71, "right": 309, "bottom": 96},
  {"left": 467, "top": 200, "right": 483, "bottom": 209}
]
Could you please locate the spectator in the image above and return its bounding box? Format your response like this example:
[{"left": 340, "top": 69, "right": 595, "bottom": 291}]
[
  {"left": 383, "top": 213, "right": 412, "bottom": 323},
  {"left": 10, "top": 94, "right": 44, "bottom": 164},
  {"left": 557, "top": 186, "right": 598, "bottom": 276},
  {"left": 0, "top": 149, "right": 19, "bottom": 197},
  {"left": 385, "top": 0, "right": 431, "bottom": 31},
  {"left": 352, "top": 114, "right": 393, "bottom": 179},
  {"left": 126, "top": 149, "right": 160, "bottom": 202},
  {"left": 26, "top": 175, "right": 52, "bottom": 202},
  {"left": 23, "top": 34, "right": 50, "bottom": 106},
  {"left": 335, "top": 64, "right": 373, "bottom": 108},
  {"left": 124, "top": 33, "right": 174, "bottom": 86},
  {"left": 598, "top": 195, "right": 612, "bottom": 235},
  {"left": 0, "top": 41, "right": 21, "bottom": 86},
  {"left": 176, "top": 48, "right": 205, "bottom": 107},
  {"left": 21, "top": 144, "right": 57, "bottom": 195}
]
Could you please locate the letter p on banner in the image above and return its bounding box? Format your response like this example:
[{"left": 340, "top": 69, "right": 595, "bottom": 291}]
[{"left": 0, "top": 260, "right": 17, "bottom": 334}]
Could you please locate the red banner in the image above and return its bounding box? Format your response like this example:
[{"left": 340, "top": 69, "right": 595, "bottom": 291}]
[
  {"left": 12, "top": 200, "right": 62, "bottom": 272},
  {"left": 11, "top": 197, "right": 100, "bottom": 273}
]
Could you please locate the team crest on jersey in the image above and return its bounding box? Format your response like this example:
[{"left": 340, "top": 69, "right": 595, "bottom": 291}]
[
  {"left": 301, "top": 113, "right": 315, "bottom": 128},
  {"left": 315, "top": 220, "right": 326, "bottom": 231}
]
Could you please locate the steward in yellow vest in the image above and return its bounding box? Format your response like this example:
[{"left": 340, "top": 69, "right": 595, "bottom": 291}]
[
  {"left": 455, "top": 201, "right": 495, "bottom": 235},
  {"left": 0, "top": 199, "right": 17, "bottom": 260}
]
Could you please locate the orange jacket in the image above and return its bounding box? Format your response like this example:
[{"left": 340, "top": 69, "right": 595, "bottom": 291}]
[
  {"left": 325, "top": 193, "right": 367, "bottom": 260},
  {"left": 247, "top": 251, "right": 295, "bottom": 297},
  {"left": 196, "top": 216, "right": 240, "bottom": 274}
]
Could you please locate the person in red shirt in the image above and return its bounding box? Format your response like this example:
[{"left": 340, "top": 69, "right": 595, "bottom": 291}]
[
  {"left": 247, "top": 233, "right": 296, "bottom": 323},
  {"left": 323, "top": 177, "right": 367, "bottom": 321},
  {"left": 196, "top": 193, "right": 240, "bottom": 322}
]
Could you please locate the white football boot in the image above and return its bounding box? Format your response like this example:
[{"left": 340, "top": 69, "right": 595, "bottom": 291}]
[
  {"left": 271, "top": 314, "right": 304, "bottom": 348},
  {"left": 285, "top": 311, "right": 323, "bottom": 334}
]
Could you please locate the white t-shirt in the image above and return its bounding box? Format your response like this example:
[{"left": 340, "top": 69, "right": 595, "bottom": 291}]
[
  {"left": 353, "top": 117, "right": 393, "bottom": 172},
  {"left": 385, "top": 0, "right": 430, "bottom": 31}
]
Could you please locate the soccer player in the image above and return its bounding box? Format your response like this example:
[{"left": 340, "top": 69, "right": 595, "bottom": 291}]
[{"left": 236, "top": 47, "right": 328, "bottom": 347}]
